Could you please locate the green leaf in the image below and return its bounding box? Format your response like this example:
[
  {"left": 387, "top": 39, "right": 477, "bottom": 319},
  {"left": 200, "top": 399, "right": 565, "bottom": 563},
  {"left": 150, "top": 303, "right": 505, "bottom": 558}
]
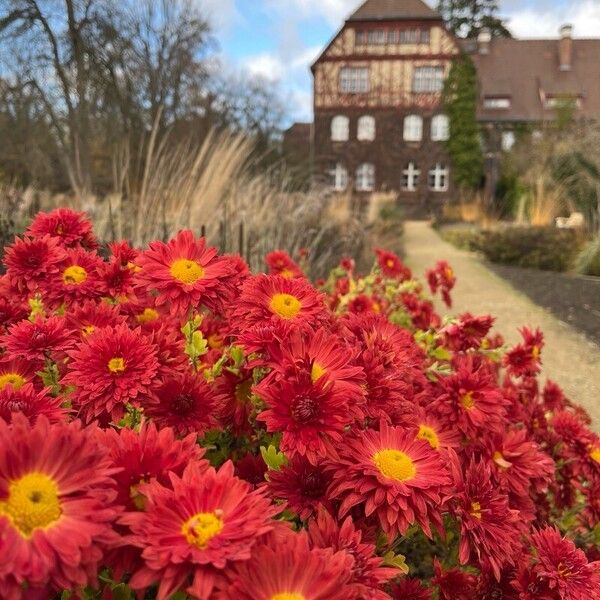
[
  {"left": 111, "top": 583, "right": 133, "bottom": 600},
  {"left": 382, "top": 550, "right": 410, "bottom": 574},
  {"left": 260, "top": 445, "right": 288, "bottom": 470}
]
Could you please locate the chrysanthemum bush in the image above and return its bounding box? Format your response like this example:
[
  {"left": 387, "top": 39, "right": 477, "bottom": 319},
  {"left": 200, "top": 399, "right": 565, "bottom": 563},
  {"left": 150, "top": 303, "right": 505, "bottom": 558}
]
[{"left": 0, "top": 207, "right": 599, "bottom": 599}]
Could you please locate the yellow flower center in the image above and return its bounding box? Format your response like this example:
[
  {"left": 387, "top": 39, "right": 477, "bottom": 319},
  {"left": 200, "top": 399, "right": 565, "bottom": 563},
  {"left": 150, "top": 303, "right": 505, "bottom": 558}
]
[
  {"left": 557, "top": 562, "right": 572, "bottom": 579},
  {"left": 170, "top": 259, "right": 204, "bottom": 284},
  {"left": 493, "top": 451, "right": 512, "bottom": 469},
  {"left": 311, "top": 362, "right": 326, "bottom": 383},
  {"left": 82, "top": 324, "right": 95, "bottom": 337},
  {"left": 271, "top": 594, "right": 305, "bottom": 600},
  {"left": 0, "top": 373, "right": 26, "bottom": 391},
  {"left": 373, "top": 449, "right": 416, "bottom": 482},
  {"left": 445, "top": 267, "right": 454, "bottom": 280},
  {"left": 0, "top": 472, "right": 61, "bottom": 537},
  {"left": 269, "top": 293, "right": 302, "bottom": 320},
  {"left": 129, "top": 480, "right": 147, "bottom": 510},
  {"left": 108, "top": 357, "right": 126, "bottom": 373},
  {"left": 181, "top": 511, "right": 224, "bottom": 549},
  {"left": 136, "top": 307, "right": 159, "bottom": 324},
  {"left": 531, "top": 345, "right": 540, "bottom": 360},
  {"left": 279, "top": 269, "right": 295, "bottom": 279},
  {"left": 460, "top": 391, "right": 475, "bottom": 410},
  {"left": 417, "top": 424, "right": 440, "bottom": 449},
  {"left": 590, "top": 447, "right": 600, "bottom": 464},
  {"left": 386, "top": 259, "right": 395, "bottom": 268},
  {"left": 63, "top": 265, "right": 88, "bottom": 285},
  {"left": 470, "top": 501, "right": 482, "bottom": 519}
]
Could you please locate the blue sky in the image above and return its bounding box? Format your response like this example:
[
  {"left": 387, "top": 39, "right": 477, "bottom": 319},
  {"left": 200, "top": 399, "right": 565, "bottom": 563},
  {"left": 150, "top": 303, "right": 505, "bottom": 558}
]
[{"left": 200, "top": 0, "right": 600, "bottom": 124}]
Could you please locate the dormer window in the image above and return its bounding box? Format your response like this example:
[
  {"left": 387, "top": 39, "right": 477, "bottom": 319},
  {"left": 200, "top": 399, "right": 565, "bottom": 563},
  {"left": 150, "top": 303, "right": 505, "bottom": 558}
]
[{"left": 483, "top": 96, "right": 511, "bottom": 109}]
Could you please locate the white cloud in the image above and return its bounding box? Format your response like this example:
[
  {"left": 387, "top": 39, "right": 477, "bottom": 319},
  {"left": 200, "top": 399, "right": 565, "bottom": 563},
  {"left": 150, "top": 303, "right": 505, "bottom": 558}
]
[
  {"left": 196, "top": 0, "right": 239, "bottom": 34},
  {"left": 265, "top": 0, "right": 357, "bottom": 27},
  {"left": 506, "top": 0, "right": 600, "bottom": 38},
  {"left": 243, "top": 53, "right": 285, "bottom": 81}
]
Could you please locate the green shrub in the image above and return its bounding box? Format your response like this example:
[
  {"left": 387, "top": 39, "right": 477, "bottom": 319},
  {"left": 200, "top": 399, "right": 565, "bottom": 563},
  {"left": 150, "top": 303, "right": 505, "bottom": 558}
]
[
  {"left": 475, "top": 226, "right": 582, "bottom": 272},
  {"left": 575, "top": 237, "right": 600, "bottom": 276},
  {"left": 439, "top": 227, "right": 482, "bottom": 251}
]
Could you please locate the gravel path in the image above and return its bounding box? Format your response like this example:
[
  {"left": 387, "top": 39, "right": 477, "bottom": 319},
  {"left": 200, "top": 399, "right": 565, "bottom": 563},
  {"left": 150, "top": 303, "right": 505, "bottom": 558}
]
[{"left": 404, "top": 221, "right": 600, "bottom": 430}]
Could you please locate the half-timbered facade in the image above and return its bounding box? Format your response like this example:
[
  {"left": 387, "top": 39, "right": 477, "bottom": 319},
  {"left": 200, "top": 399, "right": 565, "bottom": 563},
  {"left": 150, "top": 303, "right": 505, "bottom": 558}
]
[{"left": 311, "top": 0, "right": 459, "bottom": 212}]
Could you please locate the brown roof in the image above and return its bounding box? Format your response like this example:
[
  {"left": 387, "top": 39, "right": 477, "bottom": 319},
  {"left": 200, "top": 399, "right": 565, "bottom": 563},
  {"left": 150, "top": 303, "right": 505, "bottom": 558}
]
[
  {"left": 465, "top": 37, "right": 600, "bottom": 122},
  {"left": 348, "top": 0, "right": 440, "bottom": 22}
]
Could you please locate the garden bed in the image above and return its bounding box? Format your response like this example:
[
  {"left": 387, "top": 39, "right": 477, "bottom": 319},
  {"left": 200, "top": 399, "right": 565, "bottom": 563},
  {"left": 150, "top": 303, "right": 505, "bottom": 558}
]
[{"left": 488, "top": 263, "right": 600, "bottom": 344}]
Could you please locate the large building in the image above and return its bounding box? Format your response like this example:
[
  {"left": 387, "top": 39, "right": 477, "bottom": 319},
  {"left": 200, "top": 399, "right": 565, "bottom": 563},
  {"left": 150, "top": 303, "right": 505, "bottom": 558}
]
[{"left": 289, "top": 0, "right": 600, "bottom": 214}]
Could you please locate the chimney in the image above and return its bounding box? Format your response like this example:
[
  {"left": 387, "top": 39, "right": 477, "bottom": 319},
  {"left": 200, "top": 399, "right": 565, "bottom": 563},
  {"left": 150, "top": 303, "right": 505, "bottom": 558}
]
[
  {"left": 559, "top": 24, "right": 573, "bottom": 71},
  {"left": 478, "top": 28, "right": 491, "bottom": 55}
]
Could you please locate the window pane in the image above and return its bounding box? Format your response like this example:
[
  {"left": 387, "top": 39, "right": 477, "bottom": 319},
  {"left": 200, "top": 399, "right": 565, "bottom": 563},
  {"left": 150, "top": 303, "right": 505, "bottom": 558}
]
[
  {"left": 404, "top": 115, "right": 423, "bottom": 142},
  {"left": 413, "top": 66, "right": 444, "bottom": 93},
  {"left": 356, "top": 31, "right": 366, "bottom": 45},
  {"left": 356, "top": 163, "right": 375, "bottom": 191},
  {"left": 420, "top": 29, "right": 430, "bottom": 44},
  {"left": 431, "top": 115, "right": 449, "bottom": 141},
  {"left": 358, "top": 115, "right": 375, "bottom": 141},
  {"left": 339, "top": 68, "right": 369, "bottom": 93},
  {"left": 331, "top": 115, "right": 349, "bottom": 141}
]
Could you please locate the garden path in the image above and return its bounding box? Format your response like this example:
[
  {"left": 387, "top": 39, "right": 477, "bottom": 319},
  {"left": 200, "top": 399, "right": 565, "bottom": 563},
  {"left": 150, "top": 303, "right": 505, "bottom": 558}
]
[{"left": 403, "top": 220, "right": 600, "bottom": 430}]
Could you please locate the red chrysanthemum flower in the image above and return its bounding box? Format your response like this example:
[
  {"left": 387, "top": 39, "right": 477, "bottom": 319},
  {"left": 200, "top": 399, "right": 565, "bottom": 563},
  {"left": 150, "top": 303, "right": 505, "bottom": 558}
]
[
  {"left": 26, "top": 208, "right": 97, "bottom": 249},
  {"left": 341, "top": 313, "right": 427, "bottom": 421},
  {"left": 504, "top": 327, "right": 544, "bottom": 377},
  {"left": 220, "top": 528, "right": 354, "bottom": 600},
  {"left": 234, "top": 453, "right": 268, "bottom": 486},
  {"left": 375, "top": 248, "right": 411, "bottom": 281},
  {"left": 123, "top": 461, "right": 279, "bottom": 600},
  {"left": 262, "top": 326, "right": 366, "bottom": 415},
  {"left": 328, "top": 421, "right": 451, "bottom": 538},
  {"left": 266, "top": 455, "right": 333, "bottom": 519},
  {"left": 265, "top": 250, "right": 304, "bottom": 279},
  {"left": 0, "top": 291, "right": 29, "bottom": 333},
  {"left": 0, "top": 356, "right": 40, "bottom": 392},
  {"left": 0, "top": 382, "right": 66, "bottom": 425},
  {"left": 484, "top": 428, "right": 555, "bottom": 497},
  {"left": 308, "top": 508, "right": 398, "bottom": 598},
  {"left": 399, "top": 291, "right": 440, "bottom": 330},
  {"left": 0, "top": 415, "right": 118, "bottom": 598},
  {"left": 104, "top": 421, "right": 206, "bottom": 511},
  {"left": 213, "top": 368, "right": 255, "bottom": 435},
  {"left": 347, "top": 293, "right": 375, "bottom": 314},
  {"left": 397, "top": 407, "right": 463, "bottom": 451},
  {"left": 426, "top": 260, "right": 456, "bottom": 308},
  {"left": 432, "top": 559, "right": 478, "bottom": 600},
  {"left": 390, "top": 578, "right": 432, "bottom": 600},
  {"left": 542, "top": 379, "right": 569, "bottom": 412},
  {"left": 255, "top": 370, "right": 355, "bottom": 464},
  {"left": 41, "top": 247, "right": 104, "bottom": 307},
  {"left": 62, "top": 324, "right": 160, "bottom": 423},
  {"left": 144, "top": 371, "right": 221, "bottom": 436},
  {"left": 516, "top": 527, "right": 600, "bottom": 600},
  {"left": 232, "top": 274, "right": 328, "bottom": 334},
  {"left": 65, "top": 298, "right": 126, "bottom": 339},
  {"left": 447, "top": 454, "right": 524, "bottom": 580},
  {"left": 442, "top": 313, "right": 495, "bottom": 352},
  {"left": 3, "top": 234, "right": 66, "bottom": 294},
  {"left": 434, "top": 355, "right": 508, "bottom": 437},
  {"left": 134, "top": 230, "right": 234, "bottom": 315},
  {"left": 2, "top": 315, "right": 73, "bottom": 362}
]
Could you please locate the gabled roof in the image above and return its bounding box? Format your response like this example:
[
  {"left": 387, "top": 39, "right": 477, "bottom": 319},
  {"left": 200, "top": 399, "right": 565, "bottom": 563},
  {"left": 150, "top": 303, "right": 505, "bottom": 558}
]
[
  {"left": 465, "top": 38, "right": 600, "bottom": 121},
  {"left": 348, "top": 0, "right": 441, "bottom": 22}
]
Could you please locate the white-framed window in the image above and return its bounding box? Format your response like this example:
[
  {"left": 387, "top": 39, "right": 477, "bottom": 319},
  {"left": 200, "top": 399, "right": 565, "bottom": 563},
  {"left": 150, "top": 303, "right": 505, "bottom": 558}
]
[
  {"left": 483, "top": 97, "right": 511, "bottom": 109},
  {"left": 501, "top": 131, "right": 516, "bottom": 152},
  {"left": 355, "top": 163, "right": 375, "bottom": 192},
  {"left": 431, "top": 114, "right": 450, "bottom": 141},
  {"left": 403, "top": 115, "right": 423, "bottom": 142},
  {"left": 412, "top": 66, "right": 444, "bottom": 93},
  {"left": 401, "top": 162, "right": 420, "bottom": 191},
  {"left": 357, "top": 115, "right": 376, "bottom": 141},
  {"left": 355, "top": 31, "right": 367, "bottom": 45},
  {"left": 330, "top": 163, "right": 348, "bottom": 191},
  {"left": 428, "top": 163, "right": 449, "bottom": 192},
  {"left": 367, "top": 30, "right": 386, "bottom": 45},
  {"left": 331, "top": 115, "right": 349, "bottom": 142},
  {"left": 339, "top": 67, "right": 369, "bottom": 93}
]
